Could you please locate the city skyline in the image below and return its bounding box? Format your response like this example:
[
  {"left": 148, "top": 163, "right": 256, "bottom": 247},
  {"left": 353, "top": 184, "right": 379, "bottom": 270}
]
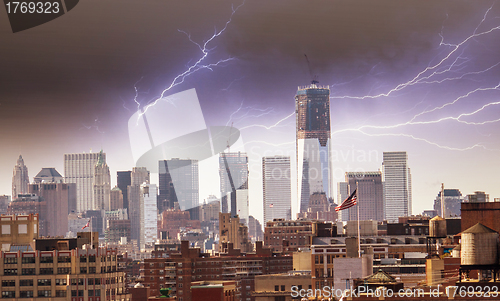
[{"left": 2, "top": 1, "right": 500, "bottom": 225}]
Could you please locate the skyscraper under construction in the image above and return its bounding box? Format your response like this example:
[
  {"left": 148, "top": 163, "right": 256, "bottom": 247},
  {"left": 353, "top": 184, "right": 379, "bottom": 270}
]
[{"left": 296, "top": 82, "right": 332, "bottom": 213}]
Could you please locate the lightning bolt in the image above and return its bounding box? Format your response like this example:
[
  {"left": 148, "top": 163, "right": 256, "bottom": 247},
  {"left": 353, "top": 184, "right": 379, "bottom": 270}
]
[
  {"left": 133, "top": 1, "right": 245, "bottom": 120},
  {"left": 328, "top": 4, "right": 500, "bottom": 151},
  {"left": 81, "top": 117, "right": 105, "bottom": 134}
]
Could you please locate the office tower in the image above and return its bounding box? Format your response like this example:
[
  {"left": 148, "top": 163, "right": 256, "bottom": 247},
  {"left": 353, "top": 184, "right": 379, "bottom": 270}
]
[
  {"left": 7, "top": 195, "right": 47, "bottom": 236},
  {"left": 64, "top": 152, "right": 102, "bottom": 212},
  {"left": 93, "top": 151, "right": 111, "bottom": 210},
  {"left": 128, "top": 167, "right": 150, "bottom": 242},
  {"left": 117, "top": 171, "right": 131, "bottom": 209},
  {"left": 33, "top": 168, "right": 63, "bottom": 183},
  {"left": 218, "top": 212, "right": 252, "bottom": 253},
  {"left": 466, "top": 191, "right": 489, "bottom": 203},
  {"left": 110, "top": 186, "right": 124, "bottom": 210},
  {"left": 296, "top": 82, "right": 332, "bottom": 213},
  {"left": 337, "top": 182, "right": 349, "bottom": 221},
  {"left": 140, "top": 183, "right": 157, "bottom": 250},
  {"left": 158, "top": 159, "right": 199, "bottom": 216},
  {"left": 262, "top": 156, "right": 291, "bottom": 222},
  {"left": 219, "top": 152, "right": 248, "bottom": 218},
  {"left": 28, "top": 182, "right": 70, "bottom": 237},
  {"left": 345, "top": 172, "right": 384, "bottom": 222},
  {"left": 0, "top": 195, "right": 10, "bottom": 215},
  {"left": 12, "top": 155, "right": 29, "bottom": 199},
  {"left": 382, "top": 151, "right": 412, "bottom": 222},
  {"left": 434, "top": 189, "right": 463, "bottom": 217}
]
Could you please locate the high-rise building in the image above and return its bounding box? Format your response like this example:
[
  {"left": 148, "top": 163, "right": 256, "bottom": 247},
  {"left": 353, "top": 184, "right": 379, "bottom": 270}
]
[
  {"left": 345, "top": 172, "right": 384, "bottom": 222},
  {"left": 12, "top": 155, "right": 29, "bottom": 199},
  {"left": 128, "top": 167, "right": 150, "bottom": 243},
  {"left": 158, "top": 159, "right": 199, "bottom": 216},
  {"left": 262, "top": 156, "right": 291, "bottom": 222},
  {"left": 117, "top": 171, "right": 131, "bottom": 210},
  {"left": 337, "top": 182, "right": 349, "bottom": 221},
  {"left": 140, "top": 183, "right": 157, "bottom": 250},
  {"left": 434, "top": 189, "right": 463, "bottom": 217},
  {"left": 110, "top": 186, "right": 124, "bottom": 210},
  {"left": 0, "top": 195, "right": 11, "bottom": 215},
  {"left": 93, "top": 150, "right": 111, "bottom": 210},
  {"left": 33, "top": 168, "right": 63, "bottom": 183},
  {"left": 219, "top": 152, "right": 248, "bottom": 218},
  {"left": 64, "top": 152, "right": 102, "bottom": 212},
  {"left": 295, "top": 82, "right": 332, "bottom": 213},
  {"left": 382, "top": 151, "right": 412, "bottom": 222},
  {"left": 28, "top": 182, "right": 70, "bottom": 237}
]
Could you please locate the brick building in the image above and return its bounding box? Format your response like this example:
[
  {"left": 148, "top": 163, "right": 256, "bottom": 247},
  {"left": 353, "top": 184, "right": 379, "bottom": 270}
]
[{"left": 142, "top": 241, "right": 292, "bottom": 301}]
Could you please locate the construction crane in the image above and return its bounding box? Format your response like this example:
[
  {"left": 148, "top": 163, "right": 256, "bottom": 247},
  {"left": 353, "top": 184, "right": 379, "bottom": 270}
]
[{"left": 304, "top": 54, "right": 319, "bottom": 85}]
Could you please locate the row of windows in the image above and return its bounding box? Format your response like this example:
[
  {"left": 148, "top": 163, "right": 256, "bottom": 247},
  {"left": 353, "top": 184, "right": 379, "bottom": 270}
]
[
  {"left": 5, "top": 255, "right": 115, "bottom": 264},
  {"left": 1, "top": 290, "right": 66, "bottom": 298},
  {"left": 3, "top": 266, "right": 116, "bottom": 275}
]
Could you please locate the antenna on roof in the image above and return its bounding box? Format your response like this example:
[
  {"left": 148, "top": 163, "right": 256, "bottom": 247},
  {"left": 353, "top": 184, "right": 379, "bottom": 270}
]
[{"left": 304, "top": 54, "right": 319, "bottom": 85}]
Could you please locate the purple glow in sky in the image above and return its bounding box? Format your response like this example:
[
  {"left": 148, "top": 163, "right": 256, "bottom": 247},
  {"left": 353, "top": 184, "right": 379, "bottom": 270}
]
[{"left": 1, "top": 0, "right": 500, "bottom": 223}]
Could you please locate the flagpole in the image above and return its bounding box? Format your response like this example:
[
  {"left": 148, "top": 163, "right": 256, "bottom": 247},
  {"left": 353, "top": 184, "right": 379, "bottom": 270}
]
[
  {"left": 357, "top": 183, "right": 360, "bottom": 258},
  {"left": 90, "top": 218, "right": 93, "bottom": 249}
]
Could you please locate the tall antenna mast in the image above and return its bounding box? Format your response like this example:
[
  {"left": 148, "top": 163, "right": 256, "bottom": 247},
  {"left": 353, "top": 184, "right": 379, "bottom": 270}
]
[
  {"left": 440, "top": 183, "right": 445, "bottom": 218},
  {"left": 304, "top": 54, "right": 318, "bottom": 85}
]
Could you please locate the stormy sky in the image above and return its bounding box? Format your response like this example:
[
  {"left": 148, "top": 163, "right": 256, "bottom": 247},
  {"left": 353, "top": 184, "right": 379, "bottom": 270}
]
[{"left": 1, "top": 0, "right": 500, "bottom": 222}]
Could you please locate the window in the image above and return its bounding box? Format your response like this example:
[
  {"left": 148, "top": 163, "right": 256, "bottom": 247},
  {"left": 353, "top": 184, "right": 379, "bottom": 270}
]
[
  {"left": 281, "top": 285, "right": 285, "bottom": 291},
  {"left": 80, "top": 267, "right": 87, "bottom": 274},
  {"left": 89, "top": 267, "right": 96, "bottom": 273},
  {"left": 4, "top": 269, "right": 17, "bottom": 275},
  {"left": 22, "top": 268, "right": 35, "bottom": 275},
  {"left": 80, "top": 256, "right": 87, "bottom": 263},
  {"left": 38, "top": 290, "right": 51, "bottom": 297},
  {"left": 56, "top": 291, "right": 67, "bottom": 297},
  {"left": 58, "top": 256, "right": 71, "bottom": 263},
  {"left": 2, "top": 280, "right": 15, "bottom": 287},
  {"left": 56, "top": 278, "right": 67, "bottom": 285},
  {"left": 19, "top": 279, "right": 33, "bottom": 287},
  {"left": 4, "top": 257, "right": 17, "bottom": 264},
  {"left": 38, "top": 279, "right": 51, "bottom": 286},
  {"left": 95, "top": 289, "right": 101, "bottom": 296},
  {"left": 2, "top": 225, "right": 11, "bottom": 235},
  {"left": 2, "top": 291, "right": 15, "bottom": 298},
  {"left": 95, "top": 278, "right": 101, "bottom": 285},
  {"left": 88, "top": 290, "right": 94, "bottom": 297},
  {"left": 21, "top": 257, "right": 35, "bottom": 264},
  {"left": 18, "top": 224, "right": 27, "bottom": 234},
  {"left": 57, "top": 267, "right": 70, "bottom": 274},
  {"left": 275, "top": 285, "right": 279, "bottom": 291},
  {"left": 89, "top": 256, "right": 96, "bottom": 262},
  {"left": 88, "top": 278, "right": 94, "bottom": 285},
  {"left": 40, "top": 268, "right": 53, "bottom": 275},
  {"left": 71, "top": 290, "right": 77, "bottom": 297},
  {"left": 78, "top": 290, "right": 84, "bottom": 297},
  {"left": 40, "top": 256, "right": 53, "bottom": 263},
  {"left": 19, "top": 291, "right": 33, "bottom": 298}
]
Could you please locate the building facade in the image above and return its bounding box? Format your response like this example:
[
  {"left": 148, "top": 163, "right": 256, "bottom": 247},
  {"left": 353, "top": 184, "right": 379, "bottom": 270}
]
[
  {"left": 345, "top": 172, "right": 384, "bottom": 222},
  {"left": 262, "top": 156, "right": 291, "bottom": 223},
  {"left": 64, "top": 152, "right": 102, "bottom": 213},
  {"left": 140, "top": 183, "right": 157, "bottom": 250},
  {"left": 219, "top": 152, "right": 249, "bottom": 218},
  {"left": 382, "top": 152, "right": 412, "bottom": 222},
  {"left": 28, "top": 183, "right": 70, "bottom": 237},
  {"left": 12, "top": 155, "right": 29, "bottom": 200},
  {"left": 296, "top": 83, "right": 332, "bottom": 213},
  {"left": 433, "top": 189, "right": 463, "bottom": 218},
  {"left": 159, "top": 159, "right": 199, "bottom": 217},
  {"left": 93, "top": 151, "right": 111, "bottom": 211},
  {"left": 116, "top": 171, "right": 131, "bottom": 210},
  {"left": 128, "top": 167, "right": 150, "bottom": 243}
]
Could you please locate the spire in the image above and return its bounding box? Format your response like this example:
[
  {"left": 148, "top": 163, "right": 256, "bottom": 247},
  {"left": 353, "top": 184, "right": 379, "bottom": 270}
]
[
  {"left": 96, "top": 150, "right": 105, "bottom": 167},
  {"left": 17, "top": 155, "right": 24, "bottom": 165}
]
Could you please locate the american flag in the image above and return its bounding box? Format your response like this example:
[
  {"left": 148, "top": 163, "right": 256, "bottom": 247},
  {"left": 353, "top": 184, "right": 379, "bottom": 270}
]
[
  {"left": 81, "top": 220, "right": 90, "bottom": 230},
  {"left": 335, "top": 189, "right": 357, "bottom": 212}
]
